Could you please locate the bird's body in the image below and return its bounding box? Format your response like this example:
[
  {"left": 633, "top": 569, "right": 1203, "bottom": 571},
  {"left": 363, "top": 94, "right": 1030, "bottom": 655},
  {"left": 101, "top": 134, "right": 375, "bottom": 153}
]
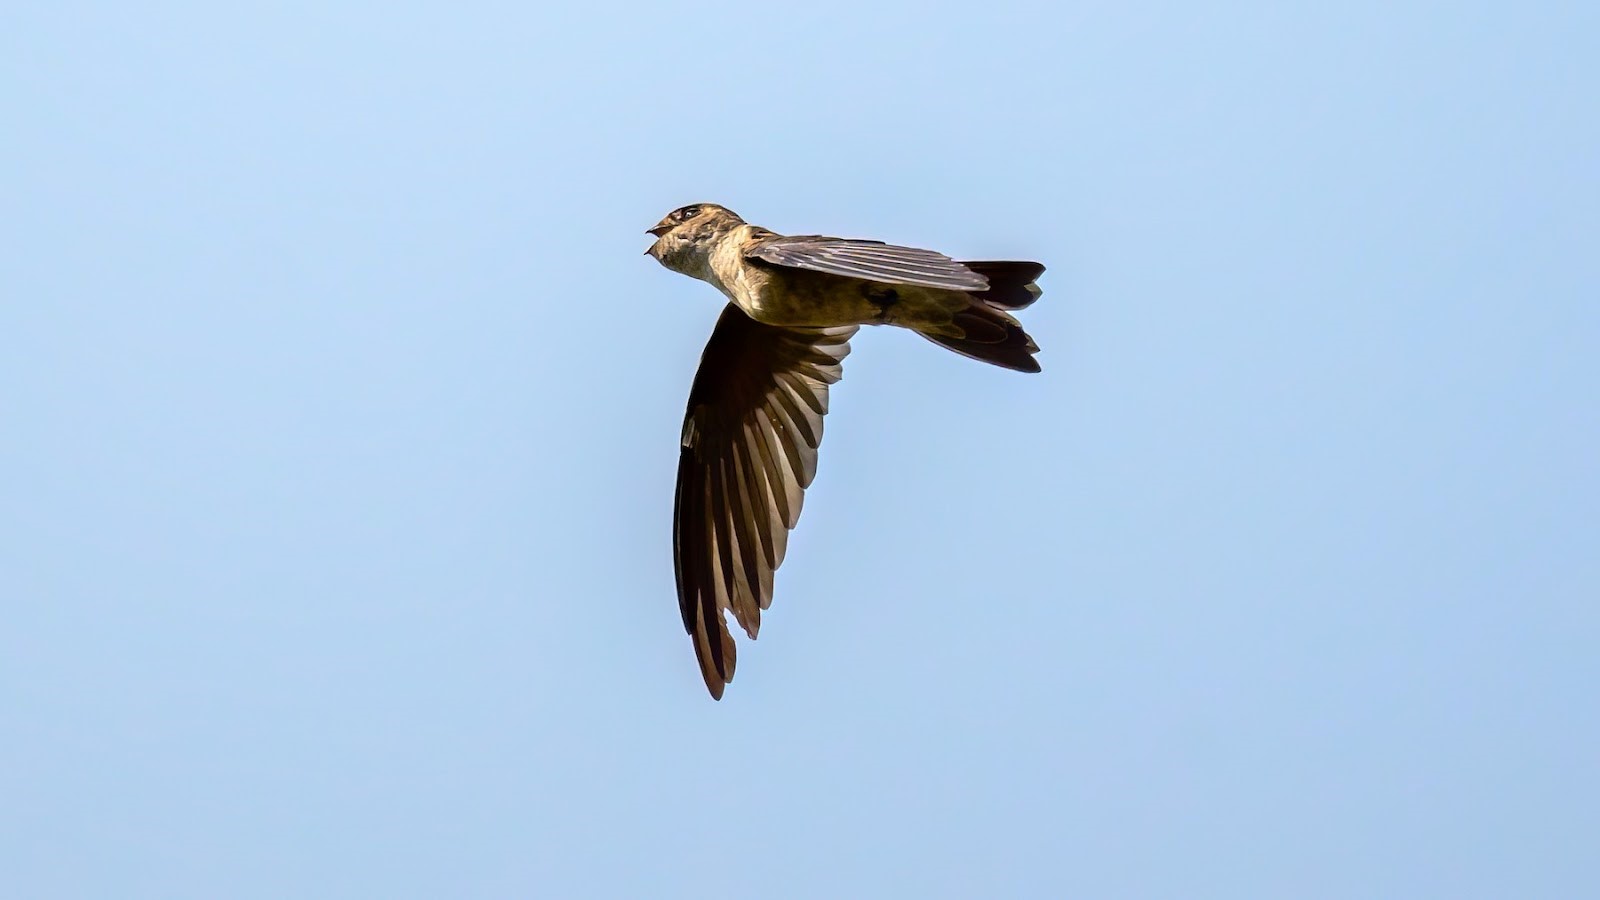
[
  {"left": 645, "top": 203, "right": 1045, "bottom": 698},
  {"left": 688, "top": 222, "right": 963, "bottom": 330}
]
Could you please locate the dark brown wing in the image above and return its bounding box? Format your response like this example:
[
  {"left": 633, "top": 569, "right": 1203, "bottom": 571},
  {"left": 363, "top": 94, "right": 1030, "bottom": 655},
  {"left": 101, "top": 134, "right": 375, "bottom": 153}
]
[
  {"left": 674, "top": 304, "right": 856, "bottom": 699},
  {"left": 747, "top": 235, "right": 990, "bottom": 292}
]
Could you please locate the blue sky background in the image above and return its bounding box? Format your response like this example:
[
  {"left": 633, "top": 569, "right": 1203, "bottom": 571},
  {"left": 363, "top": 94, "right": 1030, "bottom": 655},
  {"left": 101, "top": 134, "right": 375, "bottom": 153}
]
[{"left": 3, "top": 2, "right": 1596, "bottom": 897}]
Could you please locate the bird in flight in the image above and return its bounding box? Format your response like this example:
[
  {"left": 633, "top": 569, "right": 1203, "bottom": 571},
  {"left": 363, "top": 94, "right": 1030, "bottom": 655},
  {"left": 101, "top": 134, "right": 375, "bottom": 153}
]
[{"left": 645, "top": 203, "right": 1045, "bottom": 698}]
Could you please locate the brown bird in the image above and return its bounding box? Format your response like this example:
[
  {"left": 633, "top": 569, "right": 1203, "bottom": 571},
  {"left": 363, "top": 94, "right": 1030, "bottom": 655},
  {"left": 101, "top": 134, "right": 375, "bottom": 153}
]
[{"left": 645, "top": 203, "right": 1044, "bottom": 698}]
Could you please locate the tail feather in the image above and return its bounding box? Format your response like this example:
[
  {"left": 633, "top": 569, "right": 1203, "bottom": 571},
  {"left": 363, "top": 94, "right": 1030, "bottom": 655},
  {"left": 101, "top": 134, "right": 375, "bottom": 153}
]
[
  {"left": 919, "top": 305, "right": 1041, "bottom": 373},
  {"left": 917, "top": 260, "right": 1044, "bottom": 373},
  {"left": 963, "top": 261, "right": 1045, "bottom": 310}
]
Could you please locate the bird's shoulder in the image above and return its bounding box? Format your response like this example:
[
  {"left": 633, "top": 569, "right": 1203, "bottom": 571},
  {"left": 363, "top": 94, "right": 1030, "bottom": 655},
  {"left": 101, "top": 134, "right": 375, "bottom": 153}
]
[{"left": 734, "top": 224, "right": 786, "bottom": 252}]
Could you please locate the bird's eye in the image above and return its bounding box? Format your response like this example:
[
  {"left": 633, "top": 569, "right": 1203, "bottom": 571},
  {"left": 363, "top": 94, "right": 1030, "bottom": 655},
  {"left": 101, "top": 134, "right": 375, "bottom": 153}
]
[{"left": 677, "top": 205, "right": 701, "bottom": 221}]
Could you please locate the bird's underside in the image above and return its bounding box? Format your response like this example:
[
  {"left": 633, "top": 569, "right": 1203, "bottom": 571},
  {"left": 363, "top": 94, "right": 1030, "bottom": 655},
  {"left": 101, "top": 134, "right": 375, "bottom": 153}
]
[{"left": 647, "top": 203, "right": 1044, "bottom": 698}]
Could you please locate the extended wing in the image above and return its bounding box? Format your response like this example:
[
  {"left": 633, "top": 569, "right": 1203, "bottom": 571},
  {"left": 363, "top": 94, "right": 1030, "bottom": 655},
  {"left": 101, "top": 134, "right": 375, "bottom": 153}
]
[
  {"left": 674, "top": 304, "right": 856, "bottom": 698},
  {"left": 747, "top": 235, "right": 990, "bottom": 292}
]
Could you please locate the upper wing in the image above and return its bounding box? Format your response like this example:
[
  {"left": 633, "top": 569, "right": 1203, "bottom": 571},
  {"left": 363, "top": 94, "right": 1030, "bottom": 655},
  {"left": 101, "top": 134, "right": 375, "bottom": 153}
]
[
  {"left": 674, "top": 304, "right": 856, "bottom": 699},
  {"left": 746, "top": 234, "right": 990, "bottom": 292}
]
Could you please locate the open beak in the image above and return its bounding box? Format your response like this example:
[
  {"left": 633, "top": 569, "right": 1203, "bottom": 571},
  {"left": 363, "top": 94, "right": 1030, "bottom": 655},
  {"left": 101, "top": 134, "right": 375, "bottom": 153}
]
[{"left": 644, "top": 225, "right": 671, "bottom": 256}]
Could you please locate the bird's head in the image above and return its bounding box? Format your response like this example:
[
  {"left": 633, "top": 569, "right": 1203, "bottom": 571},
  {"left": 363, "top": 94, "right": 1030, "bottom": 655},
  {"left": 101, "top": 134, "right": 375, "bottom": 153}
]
[{"left": 644, "top": 203, "right": 745, "bottom": 279}]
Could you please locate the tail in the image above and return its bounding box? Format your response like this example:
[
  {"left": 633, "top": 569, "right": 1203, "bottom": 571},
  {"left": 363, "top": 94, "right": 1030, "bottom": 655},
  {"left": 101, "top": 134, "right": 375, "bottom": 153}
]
[{"left": 917, "top": 261, "right": 1045, "bottom": 373}]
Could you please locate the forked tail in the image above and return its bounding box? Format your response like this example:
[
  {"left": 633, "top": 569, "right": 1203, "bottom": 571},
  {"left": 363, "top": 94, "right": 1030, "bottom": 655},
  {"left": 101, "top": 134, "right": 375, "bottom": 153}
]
[{"left": 917, "top": 261, "right": 1045, "bottom": 373}]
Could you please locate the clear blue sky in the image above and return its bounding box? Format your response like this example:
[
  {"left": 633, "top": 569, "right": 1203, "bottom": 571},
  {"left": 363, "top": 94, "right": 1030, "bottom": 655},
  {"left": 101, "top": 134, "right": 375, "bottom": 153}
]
[{"left": 3, "top": 2, "right": 1596, "bottom": 897}]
